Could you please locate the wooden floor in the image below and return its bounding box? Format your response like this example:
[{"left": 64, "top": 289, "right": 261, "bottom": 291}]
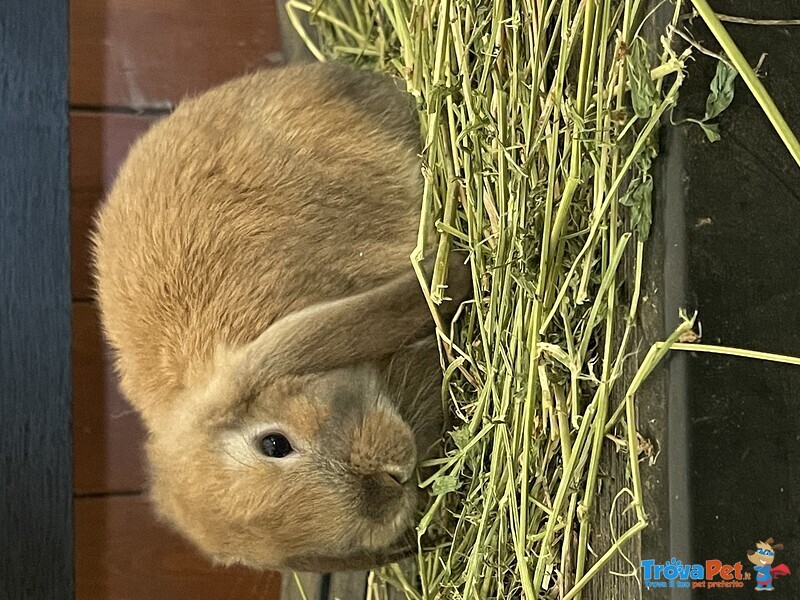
[{"left": 70, "top": 1, "right": 284, "bottom": 597}]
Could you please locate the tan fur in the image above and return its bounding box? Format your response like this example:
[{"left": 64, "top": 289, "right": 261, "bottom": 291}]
[{"left": 92, "top": 62, "right": 469, "bottom": 572}]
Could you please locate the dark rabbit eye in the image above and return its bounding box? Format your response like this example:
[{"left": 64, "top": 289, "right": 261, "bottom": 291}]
[{"left": 259, "top": 433, "right": 294, "bottom": 458}]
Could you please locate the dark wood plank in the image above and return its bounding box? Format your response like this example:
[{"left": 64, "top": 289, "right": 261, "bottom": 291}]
[
  {"left": 281, "top": 572, "right": 324, "bottom": 600},
  {"left": 330, "top": 572, "right": 368, "bottom": 600},
  {"left": 0, "top": 0, "right": 72, "bottom": 597},
  {"left": 671, "top": 0, "right": 800, "bottom": 587},
  {"left": 72, "top": 301, "right": 148, "bottom": 494},
  {"left": 276, "top": 0, "right": 317, "bottom": 65},
  {"left": 70, "top": 0, "right": 285, "bottom": 108},
  {"left": 75, "top": 495, "right": 282, "bottom": 599},
  {"left": 281, "top": 570, "right": 378, "bottom": 599}
]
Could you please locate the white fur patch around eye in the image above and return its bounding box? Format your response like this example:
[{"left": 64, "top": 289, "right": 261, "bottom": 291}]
[{"left": 219, "top": 422, "right": 304, "bottom": 469}]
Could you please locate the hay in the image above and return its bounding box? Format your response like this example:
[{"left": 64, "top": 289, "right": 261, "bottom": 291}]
[{"left": 284, "top": 0, "right": 800, "bottom": 597}]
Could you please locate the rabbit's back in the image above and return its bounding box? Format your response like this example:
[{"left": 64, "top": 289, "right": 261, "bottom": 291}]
[{"left": 93, "top": 63, "right": 423, "bottom": 415}]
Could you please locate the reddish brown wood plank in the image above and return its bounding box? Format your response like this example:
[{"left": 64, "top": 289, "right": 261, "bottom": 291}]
[
  {"left": 70, "top": 111, "right": 158, "bottom": 298},
  {"left": 75, "top": 495, "right": 282, "bottom": 599},
  {"left": 73, "top": 301, "right": 148, "bottom": 494},
  {"left": 70, "top": 110, "right": 159, "bottom": 191},
  {"left": 70, "top": 0, "right": 284, "bottom": 108},
  {"left": 71, "top": 190, "right": 101, "bottom": 300}
]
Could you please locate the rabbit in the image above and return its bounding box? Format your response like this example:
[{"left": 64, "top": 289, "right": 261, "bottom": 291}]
[{"left": 91, "top": 62, "right": 470, "bottom": 573}]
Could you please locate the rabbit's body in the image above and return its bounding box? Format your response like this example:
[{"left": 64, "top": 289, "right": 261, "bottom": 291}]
[
  {"left": 96, "top": 64, "right": 421, "bottom": 417},
  {"left": 93, "top": 63, "right": 468, "bottom": 572}
]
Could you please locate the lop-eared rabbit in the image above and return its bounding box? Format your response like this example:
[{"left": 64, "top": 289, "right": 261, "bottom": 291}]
[{"left": 92, "top": 62, "right": 469, "bottom": 572}]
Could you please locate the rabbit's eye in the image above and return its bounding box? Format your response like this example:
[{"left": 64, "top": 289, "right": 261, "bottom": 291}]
[{"left": 259, "top": 433, "right": 294, "bottom": 458}]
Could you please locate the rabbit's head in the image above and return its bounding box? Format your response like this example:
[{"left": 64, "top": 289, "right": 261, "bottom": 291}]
[{"left": 145, "top": 265, "right": 467, "bottom": 571}]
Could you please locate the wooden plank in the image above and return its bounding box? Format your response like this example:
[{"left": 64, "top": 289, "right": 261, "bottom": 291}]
[
  {"left": 584, "top": 296, "right": 642, "bottom": 599},
  {"left": 75, "top": 495, "right": 282, "bottom": 599},
  {"left": 279, "top": 569, "right": 371, "bottom": 599},
  {"left": 71, "top": 190, "right": 102, "bottom": 300},
  {"left": 330, "top": 572, "right": 368, "bottom": 600},
  {"left": 69, "top": 0, "right": 285, "bottom": 108},
  {"left": 0, "top": 0, "right": 72, "bottom": 596},
  {"left": 70, "top": 112, "right": 158, "bottom": 298},
  {"left": 281, "top": 572, "right": 324, "bottom": 600},
  {"left": 276, "top": 0, "right": 317, "bottom": 64},
  {"left": 363, "top": 574, "right": 407, "bottom": 600},
  {"left": 70, "top": 111, "right": 159, "bottom": 191},
  {"left": 72, "top": 301, "right": 148, "bottom": 495}
]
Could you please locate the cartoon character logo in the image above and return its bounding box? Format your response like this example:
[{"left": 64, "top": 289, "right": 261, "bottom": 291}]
[{"left": 746, "top": 538, "right": 791, "bottom": 591}]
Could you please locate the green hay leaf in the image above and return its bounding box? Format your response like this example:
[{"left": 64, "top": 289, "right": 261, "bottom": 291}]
[
  {"left": 629, "top": 39, "right": 657, "bottom": 119},
  {"left": 620, "top": 176, "right": 654, "bottom": 240},
  {"left": 700, "top": 122, "right": 721, "bottom": 143},
  {"left": 704, "top": 60, "right": 738, "bottom": 121},
  {"left": 450, "top": 426, "right": 470, "bottom": 451},
  {"left": 431, "top": 475, "right": 460, "bottom": 496}
]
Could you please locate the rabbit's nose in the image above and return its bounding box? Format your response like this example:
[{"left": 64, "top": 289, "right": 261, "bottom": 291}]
[
  {"left": 359, "top": 471, "right": 416, "bottom": 522},
  {"left": 382, "top": 463, "right": 414, "bottom": 485}
]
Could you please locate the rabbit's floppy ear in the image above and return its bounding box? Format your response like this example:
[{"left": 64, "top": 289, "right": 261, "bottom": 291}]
[{"left": 239, "top": 257, "right": 470, "bottom": 380}]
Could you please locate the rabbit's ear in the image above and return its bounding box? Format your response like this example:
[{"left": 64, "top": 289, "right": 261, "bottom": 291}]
[
  {"left": 239, "top": 257, "right": 470, "bottom": 380},
  {"left": 773, "top": 543, "right": 784, "bottom": 550}
]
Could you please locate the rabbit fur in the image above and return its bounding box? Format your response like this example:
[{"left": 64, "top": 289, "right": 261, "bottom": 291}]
[{"left": 92, "top": 62, "right": 469, "bottom": 572}]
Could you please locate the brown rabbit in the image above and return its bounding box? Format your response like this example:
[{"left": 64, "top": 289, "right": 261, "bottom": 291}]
[{"left": 92, "top": 62, "right": 470, "bottom": 572}]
